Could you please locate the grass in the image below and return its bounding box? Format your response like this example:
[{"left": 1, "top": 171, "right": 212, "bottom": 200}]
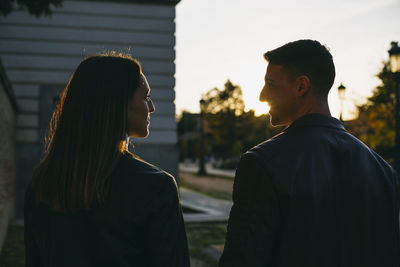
[
  {"left": 185, "top": 222, "right": 227, "bottom": 266},
  {"left": 179, "top": 172, "right": 233, "bottom": 201},
  {"left": 181, "top": 183, "right": 232, "bottom": 201},
  {"left": 194, "top": 173, "right": 234, "bottom": 181},
  {"left": 179, "top": 169, "right": 234, "bottom": 181}
]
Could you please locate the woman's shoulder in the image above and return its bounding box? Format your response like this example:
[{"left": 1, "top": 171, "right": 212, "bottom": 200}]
[
  {"left": 112, "top": 152, "right": 177, "bottom": 191},
  {"left": 118, "top": 152, "right": 169, "bottom": 175}
]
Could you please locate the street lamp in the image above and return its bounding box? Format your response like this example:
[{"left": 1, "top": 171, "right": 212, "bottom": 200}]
[
  {"left": 198, "top": 99, "right": 207, "bottom": 175},
  {"left": 337, "top": 83, "right": 346, "bottom": 122},
  {"left": 388, "top": 41, "right": 400, "bottom": 173}
]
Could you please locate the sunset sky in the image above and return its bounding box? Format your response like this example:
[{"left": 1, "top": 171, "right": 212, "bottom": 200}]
[{"left": 174, "top": 0, "right": 400, "bottom": 119}]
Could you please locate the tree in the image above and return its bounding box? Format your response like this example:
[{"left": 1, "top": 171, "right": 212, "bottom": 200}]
[
  {"left": 347, "top": 61, "right": 395, "bottom": 165},
  {"left": 202, "top": 80, "right": 282, "bottom": 163},
  {"left": 177, "top": 111, "right": 203, "bottom": 161},
  {"left": 202, "top": 80, "right": 245, "bottom": 160},
  {"left": 239, "top": 110, "right": 282, "bottom": 152},
  {"left": 177, "top": 80, "right": 283, "bottom": 168},
  {"left": 1, "top": 0, "right": 63, "bottom": 17},
  {"left": 203, "top": 80, "right": 245, "bottom": 115}
]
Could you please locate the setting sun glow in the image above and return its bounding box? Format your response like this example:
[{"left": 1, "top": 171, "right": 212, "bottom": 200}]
[
  {"left": 175, "top": 0, "right": 399, "bottom": 120},
  {"left": 244, "top": 98, "right": 270, "bottom": 116}
]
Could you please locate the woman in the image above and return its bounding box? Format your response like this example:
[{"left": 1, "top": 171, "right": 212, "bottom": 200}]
[{"left": 24, "top": 53, "right": 190, "bottom": 267}]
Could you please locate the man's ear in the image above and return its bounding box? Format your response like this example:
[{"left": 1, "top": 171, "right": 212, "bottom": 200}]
[{"left": 295, "top": 75, "right": 311, "bottom": 97}]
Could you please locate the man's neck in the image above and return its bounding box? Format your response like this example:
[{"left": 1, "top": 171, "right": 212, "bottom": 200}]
[{"left": 289, "top": 99, "right": 331, "bottom": 125}]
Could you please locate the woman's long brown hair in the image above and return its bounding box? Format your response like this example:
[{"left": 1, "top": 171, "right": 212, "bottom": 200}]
[{"left": 29, "top": 53, "right": 141, "bottom": 212}]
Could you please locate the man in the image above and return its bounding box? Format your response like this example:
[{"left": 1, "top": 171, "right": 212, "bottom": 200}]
[{"left": 219, "top": 39, "right": 400, "bottom": 267}]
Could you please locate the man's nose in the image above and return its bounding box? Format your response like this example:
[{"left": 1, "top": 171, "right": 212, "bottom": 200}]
[{"left": 259, "top": 86, "right": 268, "bottom": 102}]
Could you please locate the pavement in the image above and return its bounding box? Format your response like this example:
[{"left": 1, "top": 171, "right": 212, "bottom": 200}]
[
  {"left": 179, "top": 162, "right": 235, "bottom": 179},
  {"left": 179, "top": 163, "right": 233, "bottom": 223},
  {"left": 180, "top": 187, "right": 232, "bottom": 223}
]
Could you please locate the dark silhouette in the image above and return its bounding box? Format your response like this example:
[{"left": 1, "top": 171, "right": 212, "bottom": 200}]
[
  {"left": 219, "top": 40, "right": 400, "bottom": 267},
  {"left": 24, "top": 53, "right": 190, "bottom": 267}
]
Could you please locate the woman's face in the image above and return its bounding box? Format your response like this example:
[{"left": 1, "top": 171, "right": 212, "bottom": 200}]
[{"left": 127, "top": 73, "right": 155, "bottom": 138}]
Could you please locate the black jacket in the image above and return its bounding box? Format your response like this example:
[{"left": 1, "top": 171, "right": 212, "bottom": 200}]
[
  {"left": 220, "top": 113, "right": 400, "bottom": 267},
  {"left": 24, "top": 153, "right": 190, "bottom": 267}
]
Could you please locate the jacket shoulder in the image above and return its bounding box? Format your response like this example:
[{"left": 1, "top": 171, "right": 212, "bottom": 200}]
[
  {"left": 118, "top": 153, "right": 172, "bottom": 179},
  {"left": 246, "top": 131, "right": 287, "bottom": 163},
  {"left": 110, "top": 154, "right": 177, "bottom": 199}
]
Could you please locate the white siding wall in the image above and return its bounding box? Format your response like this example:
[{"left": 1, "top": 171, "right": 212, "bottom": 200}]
[{"left": 0, "top": 0, "right": 177, "bottom": 144}]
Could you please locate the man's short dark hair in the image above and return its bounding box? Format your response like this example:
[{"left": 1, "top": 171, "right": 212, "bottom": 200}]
[{"left": 264, "top": 39, "right": 335, "bottom": 98}]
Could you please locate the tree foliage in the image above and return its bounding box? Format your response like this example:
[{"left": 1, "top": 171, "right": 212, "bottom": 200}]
[
  {"left": 203, "top": 80, "right": 245, "bottom": 115},
  {"left": 177, "top": 80, "right": 282, "bottom": 167},
  {"left": 1, "top": 0, "right": 63, "bottom": 17},
  {"left": 202, "top": 81, "right": 248, "bottom": 160},
  {"left": 347, "top": 61, "right": 396, "bottom": 164}
]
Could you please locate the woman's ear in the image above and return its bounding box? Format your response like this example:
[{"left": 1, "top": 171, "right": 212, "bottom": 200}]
[{"left": 295, "top": 75, "right": 311, "bottom": 97}]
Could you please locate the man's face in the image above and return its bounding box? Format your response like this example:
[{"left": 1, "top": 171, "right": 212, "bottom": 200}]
[{"left": 259, "top": 64, "right": 299, "bottom": 126}]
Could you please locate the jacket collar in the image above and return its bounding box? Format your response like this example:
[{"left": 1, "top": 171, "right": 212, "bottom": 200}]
[{"left": 285, "top": 113, "right": 346, "bottom": 132}]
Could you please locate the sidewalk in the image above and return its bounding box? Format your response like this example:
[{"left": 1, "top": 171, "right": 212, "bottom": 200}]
[
  {"left": 180, "top": 187, "right": 232, "bottom": 223},
  {"left": 179, "top": 163, "right": 235, "bottom": 179},
  {"left": 179, "top": 163, "right": 234, "bottom": 223}
]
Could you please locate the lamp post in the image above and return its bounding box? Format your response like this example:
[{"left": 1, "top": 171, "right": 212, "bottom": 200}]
[
  {"left": 337, "top": 83, "right": 346, "bottom": 122},
  {"left": 389, "top": 41, "right": 400, "bottom": 173},
  {"left": 198, "top": 99, "right": 207, "bottom": 175}
]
